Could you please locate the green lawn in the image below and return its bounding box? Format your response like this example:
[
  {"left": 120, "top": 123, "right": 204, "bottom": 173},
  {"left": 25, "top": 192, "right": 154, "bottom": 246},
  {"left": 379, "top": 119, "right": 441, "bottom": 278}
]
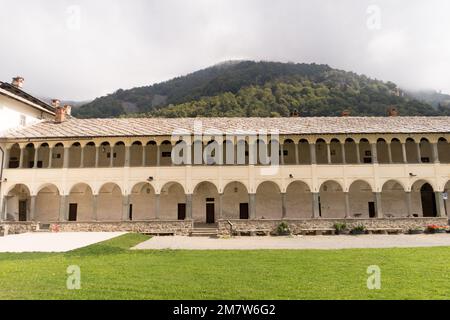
[{"left": 0, "top": 233, "right": 449, "bottom": 299}]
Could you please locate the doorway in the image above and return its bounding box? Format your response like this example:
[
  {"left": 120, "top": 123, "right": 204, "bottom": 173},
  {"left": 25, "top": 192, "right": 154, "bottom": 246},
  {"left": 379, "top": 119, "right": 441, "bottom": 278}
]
[
  {"left": 68, "top": 203, "right": 78, "bottom": 221},
  {"left": 206, "top": 203, "right": 215, "bottom": 224},
  {"left": 368, "top": 202, "right": 375, "bottom": 218},
  {"left": 420, "top": 183, "right": 437, "bottom": 217},
  {"left": 19, "top": 200, "right": 27, "bottom": 221},
  {"left": 178, "top": 203, "right": 186, "bottom": 220},
  {"left": 239, "top": 203, "right": 249, "bottom": 219}
]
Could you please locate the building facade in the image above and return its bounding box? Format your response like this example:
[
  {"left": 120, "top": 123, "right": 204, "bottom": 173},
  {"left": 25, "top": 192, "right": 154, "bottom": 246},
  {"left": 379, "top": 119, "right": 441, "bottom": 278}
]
[{"left": 0, "top": 115, "right": 449, "bottom": 235}]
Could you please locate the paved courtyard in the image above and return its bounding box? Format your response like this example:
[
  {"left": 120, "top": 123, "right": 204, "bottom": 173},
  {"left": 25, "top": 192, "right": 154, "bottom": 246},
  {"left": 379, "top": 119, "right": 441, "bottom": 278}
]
[
  {"left": 133, "top": 234, "right": 450, "bottom": 250},
  {"left": 0, "top": 232, "right": 126, "bottom": 253}
]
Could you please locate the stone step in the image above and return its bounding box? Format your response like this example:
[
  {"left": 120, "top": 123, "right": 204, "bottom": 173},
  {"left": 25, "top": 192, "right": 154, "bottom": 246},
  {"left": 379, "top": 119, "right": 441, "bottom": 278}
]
[{"left": 190, "top": 228, "right": 219, "bottom": 238}]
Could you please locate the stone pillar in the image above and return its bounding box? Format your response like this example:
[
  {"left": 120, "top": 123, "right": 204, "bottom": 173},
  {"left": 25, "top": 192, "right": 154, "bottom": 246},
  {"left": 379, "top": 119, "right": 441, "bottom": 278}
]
[
  {"left": 401, "top": 143, "right": 407, "bottom": 164},
  {"left": 416, "top": 143, "right": 422, "bottom": 163},
  {"left": 344, "top": 192, "right": 350, "bottom": 218},
  {"left": 122, "top": 195, "right": 130, "bottom": 221},
  {"left": 294, "top": 143, "right": 299, "bottom": 165},
  {"left": 374, "top": 192, "right": 383, "bottom": 218},
  {"left": 95, "top": 147, "right": 100, "bottom": 167},
  {"left": 4, "top": 148, "right": 9, "bottom": 169},
  {"left": 29, "top": 195, "right": 36, "bottom": 221},
  {"left": 435, "top": 192, "right": 446, "bottom": 217},
  {"left": 312, "top": 192, "right": 320, "bottom": 218},
  {"left": 326, "top": 143, "right": 331, "bottom": 164},
  {"left": 371, "top": 143, "right": 378, "bottom": 164},
  {"left": 186, "top": 194, "right": 193, "bottom": 219},
  {"left": 432, "top": 143, "right": 440, "bottom": 164},
  {"left": 63, "top": 148, "right": 69, "bottom": 168},
  {"left": 33, "top": 148, "right": 38, "bottom": 168},
  {"left": 341, "top": 143, "right": 346, "bottom": 164},
  {"left": 249, "top": 193, "right": 256, "bottom": 219},
  {"left": 218, "top": 193, "right": 223, "bottom": 220},
  {"left": 156, "top": 144, "right": 161, "bottom": 167},
  {"left": 125, "top": 146, "right": 131, "bottom": 167},
  {"left": 280, "top": 143, "right": 285, "bottom": 165},
  {"left": 281, "top": 192, "right": 287, "bottom": 218},
  {"left": 387, "top": 143, "right": 393, "bottom": 164},
  {"left": 155, "top": 194, "right": 160, "bottom": 219},
  {"left": 59, "top": 195, "right": 68, "bottom": 221},
  {"left": 109, "top": 146, "right": 114, "bottom": 167},
  {"left": 79, "top": 146, "right": 84, "bottom": 168},
  {"left": 1, "top": 196, "right": 6, "bottom": 221},
  {"left": 405, "top": 192, "right": 412, "bottom": 217},
  {"left": 19, "top": 147, "right": 24, "bottom": 168},
  {"left": 310, "top": 144, "right": 316, "bottom": 164},
  {"left": 48, "top": 147, "right": 53, "bottom": 168},
  {"left": 92, "top": 195, "right": 98, "bottom": 221},
  {"left": 355, "top": 143, "right": 361, "bottom": 164}
]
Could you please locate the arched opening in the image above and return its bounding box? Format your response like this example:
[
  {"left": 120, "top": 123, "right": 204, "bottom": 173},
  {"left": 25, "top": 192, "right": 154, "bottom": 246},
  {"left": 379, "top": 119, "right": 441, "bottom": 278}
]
[
  {"left": 411, "top": 180, "right": 437, "bottom": 217},
  {"left": 376, "top": 139, "right": 389, "bottom": 164},
  {"left": 315, "top": 139, "right": 328, "bottom": 164},
  {"left": 319, "top": 180, "right": 345, "bottom": 218},
  {"left": 113, "top": 142, "right": 125, "bottom": 167},
  {"left": 98, "top": 142, "right": 111, "bottom": 167},
  {"left": 437, "top": 138, "right": 450, "bottom": 163},
  {"left": 359, "top": 139, "right": 372, "bottom": 164},
  {"left": 5, "top": 184, "right": 31, "bottom": 221},
  {"left": 390, "top": 139, "right": 403, "bottom": 163},
  {"left": 37, "top": 143, "right": 50, "bottom": 168},
  {"left": 223, "top": 140, "right": 234, "bottom": 165},
  {"left": 145, "top": 141, "right": 157, "bottom": 166},
  {"left": 160, "top": 141, "right": 172, "bottom": 166},
  {"left": 160, "top": 182, "right": 186, "bottom": 220},
  {"left": 298, "top": 139, "right": 311, "bottom": 164},
  {"left": 83, "top": 142, "right": 96, "bottom": 167},
  {"left": 204, "top": 140, "right": 220, "bottom": 165},
  {"left": 97, "top": 183, "right": 122, "bottom": 221},
  {"left": 193, "top": 182, "right": 219, "bottom": 223},
  {"left": 35, "top": 184, "right": 60, "bottom": 222},
  {"left": 51, "top": 143, "right": 65, "bottom": 168},
  {"left": 192, "top": 140, "right": 204, "bottom": 165},
  {"left": 330, "top": 139, "right": 342, "bottom": 164},
  {"left": 130, "top": 182, "right": 155, "bottom": 220},
  {"left": 348, "top": 180, "right": 374, "bottom": 218},
  {"left": 381, "top": 180, "right": 407, "bottom": 218},
  {"left": 286, "top": 181, "right": 312, "bottom": 218},
  {"left": 23, "top": 143, "right": 35, "bottom": 168},
  {"left": 69, "top": 142, "right": 82, "bottom": 168},
  {"left": 344, "top": 138, "right": 357, "bottom": 164},
  {"left": 419, "top": 138, "right": 432, "bottom": 163},
  {"left": 222, "top": 182, "right": 249, "bottom": 219},
  {"left": 236, "top": 140, "right": 249, "bottom": 165},
  {"left": 256, "top": 181, "right": 281, "bottom": 219},
  {"left": 405, "top": 138, "right": 419, "bottom": 163},
  {"left": 130, "top": 141, "right": 143, "bottom": 167},
  {"left": 68, "top": 183, "right": 94, "bottom": 221},
  {"left": 7, "top": 143, "right": 21, "bottom": 168},
  {"left": 283, "top": 139, "right": 296, "bottom": 164}
]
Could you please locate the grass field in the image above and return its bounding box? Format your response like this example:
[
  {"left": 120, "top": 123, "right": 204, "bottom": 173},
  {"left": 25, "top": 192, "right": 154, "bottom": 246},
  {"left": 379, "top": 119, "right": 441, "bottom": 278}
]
[{"left": 0, "top": 233, "right": 450, "bottom": 299}]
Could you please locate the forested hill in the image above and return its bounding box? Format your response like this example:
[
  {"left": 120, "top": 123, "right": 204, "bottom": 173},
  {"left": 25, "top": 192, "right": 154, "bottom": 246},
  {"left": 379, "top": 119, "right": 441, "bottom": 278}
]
[{"left": 73, "top": 61, "right": 450, "bottom": 118}]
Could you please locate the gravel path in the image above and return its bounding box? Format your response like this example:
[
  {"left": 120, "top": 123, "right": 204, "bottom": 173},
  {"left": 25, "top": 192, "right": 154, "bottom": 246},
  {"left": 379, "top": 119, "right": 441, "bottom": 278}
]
[
  {"left": 133, "top": 234, "right": 450, "bottom": 250},
  {"left": 0, "top": 232, "right": 126, "bottom": 253}
]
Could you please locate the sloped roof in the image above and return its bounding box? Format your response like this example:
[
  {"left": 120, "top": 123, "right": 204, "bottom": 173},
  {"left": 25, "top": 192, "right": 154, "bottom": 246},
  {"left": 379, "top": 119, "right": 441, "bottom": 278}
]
[{"left": 2, "top": 116, "right": 450, "bottom": 140}]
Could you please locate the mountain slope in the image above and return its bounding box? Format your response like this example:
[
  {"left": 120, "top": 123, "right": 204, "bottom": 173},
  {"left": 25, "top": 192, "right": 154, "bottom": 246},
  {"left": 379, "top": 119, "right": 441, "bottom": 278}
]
[{"left": 73, "top": 61, "right": 449, "bottom": 118}]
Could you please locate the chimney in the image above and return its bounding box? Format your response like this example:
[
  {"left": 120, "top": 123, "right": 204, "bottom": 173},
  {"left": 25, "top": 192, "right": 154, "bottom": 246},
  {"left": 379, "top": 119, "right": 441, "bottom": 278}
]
[
  {"left": 55, "top": 107, "right": 66, "bottom": 123},
  {"left": 51, "top": 99, "right": 61, "bottom": 109},
  {"left": 387, "top": 107, "right": 399, "bottom": 117},
  {"left": 63, "top": 104, "right": 72, "bottom": 116},
  {"left": 11, "top": 76, "right": 24, "bottom": 89},
  {"left": 341, "top": 110, "right": 351, "bottom": 117}
]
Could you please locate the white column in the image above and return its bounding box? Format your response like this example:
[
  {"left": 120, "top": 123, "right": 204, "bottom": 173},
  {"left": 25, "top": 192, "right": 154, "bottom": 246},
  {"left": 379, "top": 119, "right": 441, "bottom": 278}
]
[
  {"left": 79, "top": 146, "right": 84, "bottom": 168},
  {"left": 29, "top": 196, "right": 36, "bottom": 221},
  {"left": 122, "top": 195, "right": 130, "bottom": 221},
  {"left": 416, "top": 142, "right": 422, "bottom": 163},
  {"left": 344, "top": 192, "right": 350, "bottom": 218},
  {"left": 401, "top": 143, "right": 407, "bottom": 164},
  {"left": 371, "top": 143, "right": 378, "bottom": 164},
  {"left": 59, "top": 195, "right": 68, "bottom": 221},
  {"left": 281, "top": 193, "right": 287, "bottom": 218},
  {"left": 19, "top": 147, "right": 24, "bottom": 168},
  {"left": 294, "top": 143, "right": 299, "bottom": 165},
  {"left": 124, "top": 146, "right": 131, "bottom": 167},
  {"left": 63, "top": 148, "right": 69, "bottom": 168},
  {"left": 312, "top": 193, "right": 320, "bottom": 218},
  {"left": 156, "top": 144, "right": 160, "bottom": 167},
  {"left": 387, "top": 143, "right": 392, "bottom": 164},
  {"left": 326, "top": 143, "right": 331, "bottom": 164},
  {"left": 432, "top": 143, "right": 440, "bottom": 164},
  {"left": 48, "top": 147, "right": 53, "bottom": 168},
  {"left": 33, "top": 148, "right": 38, "bottom": 168},
  {"left": 341, "top": 143, "right": 346, "bottom": 164},
  {"left": 249, "top": 194, "right": 256, "bottom": 219},
  {"left": 142, "top": 145, "right": 146, "bottom": 166},
  {"left": 374, "top": 192, "right": 383, "bottom": 218},
  {"left": 109, "top": 146, "right": 114, "bottom": 167},
  {"left": 310, "top": 144, "right": 316, "bottom": 164},
  {"left": 355, "top": 143, "right": 361, "bottom": 164},
  {"left": 435, "top": 192, "right": 446, "bottom": 217},
  {"left": 95, "top": 147, "right": 100, "bottom": 167}
]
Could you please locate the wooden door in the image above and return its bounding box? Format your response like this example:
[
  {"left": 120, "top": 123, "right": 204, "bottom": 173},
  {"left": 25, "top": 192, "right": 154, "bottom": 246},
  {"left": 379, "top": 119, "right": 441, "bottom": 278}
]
[
  {"left": 239, "top": 203, "right": 249, "bottom": 219},
  {"left": 206, "top": 203, "right": 215, "bottom": 224},
  {"left": 19, "top": 201, "right": 27, "bottom": 221},
  {"left": 178, "top": 204, "right": 186, "bottom": 220},
  {"left": 68, "top": 203, "right": 78, "bottom": 221}
]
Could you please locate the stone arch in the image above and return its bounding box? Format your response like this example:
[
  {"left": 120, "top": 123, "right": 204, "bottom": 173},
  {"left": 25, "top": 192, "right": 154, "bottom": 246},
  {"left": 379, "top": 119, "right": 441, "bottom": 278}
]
[
  {"left": 256, "top": 181, "right": 281, "bottom": 219},
  {"left": 319, "top": 180, "right": 345, "bottom": 218},
  {"left": 130, "top": 182, "right": 156, "bottom": 220},
  {"left": 344, "top": 138, "right": 357, "bottom": 164},
  {"left": 348, "top": 180, "right": 374, "bottom": 218},
  {"left": 286, "top": 181, "right": 312, "bottom": 218},
  {"left": 298, "top": 139, "right": 311, "bottom": 164},
  {"left": 130, "top": 141, "right": 143, "bottom": 167},
  {"left": 113, "top": 141, "right": 126, "bottom": 167},
  {"left": 193, "top": 181, "right": 219, "bottom": 223},
  {"left": 381, "top": 180, "right": 407, "bottom": 217},
  {"left": 35, "top": 184, "right": 60, "bottom": 222},
  {"left": 7, "top": 143, "right": 21, "bottom": 168},
  {"left": 411, "top": 180, "right": 437, "bottom": 217},
  {"left": 97, "top": 183, "right": 122, "bottom": 221},
  {"left": 160, "top": 182, "right": 186, "bottom": 220},
  {"left": 437, "top": 138, "right": 450, "bottom": 163},
  {"left": 5, "top": 184, "right": 31, "bottom": 221},
  {"left": 68, "top": 183, "right": 94, "bottom": 221},
  {"left": 222, "top": 181, "right": 249, "bottom": 219}
]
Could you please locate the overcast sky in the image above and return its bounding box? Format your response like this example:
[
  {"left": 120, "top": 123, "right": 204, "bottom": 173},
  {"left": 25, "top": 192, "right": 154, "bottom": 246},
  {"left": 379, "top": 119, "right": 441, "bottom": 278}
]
[{"left": 0, "top": 0, "right": 449, "bottom": 100}]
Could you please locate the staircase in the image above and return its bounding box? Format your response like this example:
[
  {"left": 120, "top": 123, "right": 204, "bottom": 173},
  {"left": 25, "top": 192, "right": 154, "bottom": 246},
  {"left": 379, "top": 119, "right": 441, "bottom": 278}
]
[
  {"left": 190, "top": 223, "right": 219, "bottom": 238},
  {"left": 34, "top": 223, "right": 51, "bottom": 233}
]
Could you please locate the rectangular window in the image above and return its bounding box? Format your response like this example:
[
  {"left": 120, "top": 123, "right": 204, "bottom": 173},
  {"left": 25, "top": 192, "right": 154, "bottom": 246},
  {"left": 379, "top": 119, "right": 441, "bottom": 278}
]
[{"left": 162, "top": 151, "right": 171, "bottom": 158}]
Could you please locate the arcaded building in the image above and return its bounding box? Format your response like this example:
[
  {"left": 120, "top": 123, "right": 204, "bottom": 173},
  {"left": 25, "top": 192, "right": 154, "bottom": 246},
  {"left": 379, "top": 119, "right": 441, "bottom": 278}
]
[{"left": 1, "top": 110, "right": 449, "bottom": 235}]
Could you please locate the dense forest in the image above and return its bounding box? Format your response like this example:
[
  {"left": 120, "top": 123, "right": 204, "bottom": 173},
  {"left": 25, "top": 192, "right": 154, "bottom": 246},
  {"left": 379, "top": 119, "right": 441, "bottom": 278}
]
[{"left": 73, "top": 61, "right": 450, "bottom": 118}]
